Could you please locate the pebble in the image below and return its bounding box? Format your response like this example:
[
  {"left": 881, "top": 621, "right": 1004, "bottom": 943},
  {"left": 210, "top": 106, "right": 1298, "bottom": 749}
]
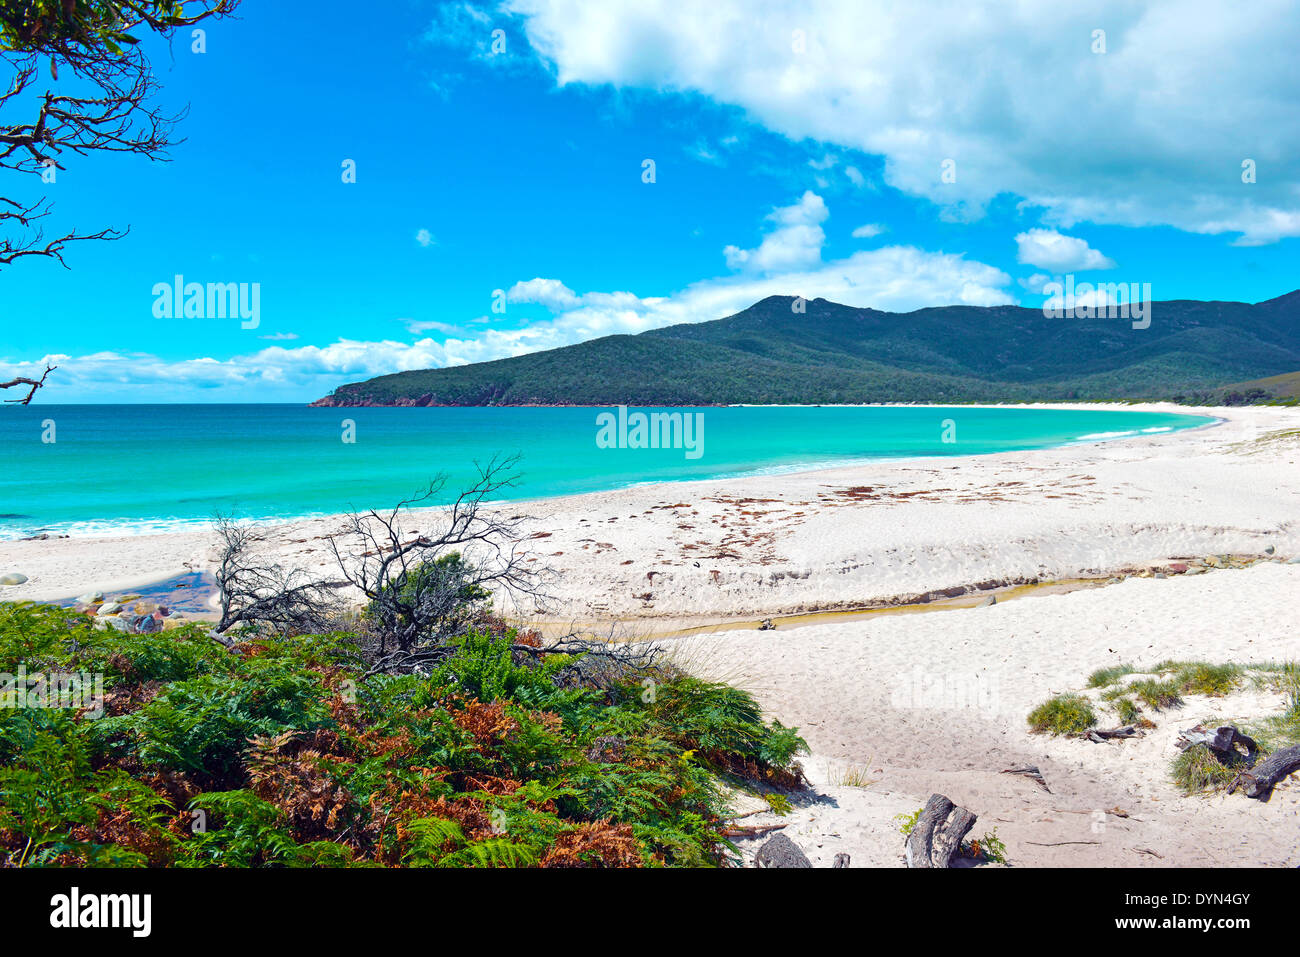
[{"left": 0, "top": 573, "right": 28, "bottom": 586}]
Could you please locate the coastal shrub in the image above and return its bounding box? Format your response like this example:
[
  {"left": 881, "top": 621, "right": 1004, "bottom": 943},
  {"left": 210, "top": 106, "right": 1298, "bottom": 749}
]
[
  {"left": 1168, "top": 662, "right": 1243, "bottom": 697},
  {"left": 1027, "top": 694, "right": 1096, "bottom": 735},
  {"left": 1122, "top": 678, "right": 1182, "bottom": 711},
  {"left": 366, "top": 552, "right": 491, "bottom": 644},
  {"left": 1170, "top": 744, "right": 1243, "bottom": 795},
  {"left": 0, "top": 601, "right": 806, "bottom": 868}
]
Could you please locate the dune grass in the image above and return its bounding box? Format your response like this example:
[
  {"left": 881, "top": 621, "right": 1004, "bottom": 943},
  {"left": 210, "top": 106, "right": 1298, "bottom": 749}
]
[{"left": 1027, "top": 693, "right": 1097, "bottom": 736}]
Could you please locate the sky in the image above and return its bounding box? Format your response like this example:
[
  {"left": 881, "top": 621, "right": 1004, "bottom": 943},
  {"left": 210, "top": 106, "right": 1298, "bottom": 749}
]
[{"left": 2, "top": 0, "right": 1298, "bottom": 403}]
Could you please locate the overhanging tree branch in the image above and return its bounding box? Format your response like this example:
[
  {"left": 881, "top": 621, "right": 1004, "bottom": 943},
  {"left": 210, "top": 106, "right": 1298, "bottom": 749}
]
[{"left": 1, "top": 362, "right": 55, "bottom": 403}]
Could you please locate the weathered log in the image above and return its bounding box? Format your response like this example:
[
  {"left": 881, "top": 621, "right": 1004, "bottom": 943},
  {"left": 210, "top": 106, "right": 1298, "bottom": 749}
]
[
  {"left": 754, "top": 832, "right": 812, "bottom": 868},
  {"left": 1085, "top": 725, "right": 1139, "bottom": 743},
  {"left": 1001, "top": 764, "right": 1051, "bottom": 792},
  {"left": 905, "top": 793, "right": 978, "bottom": 868},
  {"left": 832, "top": 853, "right": 850, "bottom": 868},
  {"left": 1228, "top": 745, "right": 1300, "bottom": 800},
  {"left": 1176, "top": 724, "right": 1258, "bottom": 756}
]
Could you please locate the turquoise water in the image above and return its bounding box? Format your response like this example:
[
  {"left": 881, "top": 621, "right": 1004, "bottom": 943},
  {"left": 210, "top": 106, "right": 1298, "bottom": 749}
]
[{"left": 0, "top": 405, "right": 1214, "bottom": 539}]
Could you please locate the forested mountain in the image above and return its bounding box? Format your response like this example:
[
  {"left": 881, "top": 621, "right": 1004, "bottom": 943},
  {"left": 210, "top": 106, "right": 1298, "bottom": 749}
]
[{"left": 311, "top": 291, "right": 1300, "bottom": 406}]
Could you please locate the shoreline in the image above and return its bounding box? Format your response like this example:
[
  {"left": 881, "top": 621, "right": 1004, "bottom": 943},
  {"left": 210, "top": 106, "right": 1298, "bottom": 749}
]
[
  {"left": 0, "top": 402, "right": 1290, "bottom": 609},
  {"left": 1, "top": 401, "right": 1219, "bottom": 545}
]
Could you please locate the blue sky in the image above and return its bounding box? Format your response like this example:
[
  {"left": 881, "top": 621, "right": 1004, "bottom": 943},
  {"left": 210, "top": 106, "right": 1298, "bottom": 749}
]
[{"left": 2, "top": 0, "right": 1298, "bottom": 402}]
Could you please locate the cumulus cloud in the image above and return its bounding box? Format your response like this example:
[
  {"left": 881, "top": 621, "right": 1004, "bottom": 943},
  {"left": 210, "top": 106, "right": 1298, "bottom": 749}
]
[
  {"left": 12, "top": 194, "right": 1011, "bottom": 400},
  {"left": 435, "top": 241, "right": 1011, "bottom": 365},
  {"left": 505, "top": 277, "right": 580, "bottom": 310},
  {"left": 1018, "top": 272, "right": 1052, "bottom": 293},
  {"left": 504, "top": 0, "right": 1300, "bottom": 244},
  {"left": 723, "top": 190, "right": 828, "bottom": 273},
  {"left": 1015, "top": 229, "right": 1116, "bottom": 271},
  {"left": 6, "top": 246, "right": 1011, "bottom": 399},
  {"left": 851, "top": 223, "right": 885, "bottom": 239}
]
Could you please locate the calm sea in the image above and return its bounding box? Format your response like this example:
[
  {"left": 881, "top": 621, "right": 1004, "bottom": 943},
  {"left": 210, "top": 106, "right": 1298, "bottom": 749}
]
[{"left": 0, "top": 405, "right": 1214, "bottom": 539}]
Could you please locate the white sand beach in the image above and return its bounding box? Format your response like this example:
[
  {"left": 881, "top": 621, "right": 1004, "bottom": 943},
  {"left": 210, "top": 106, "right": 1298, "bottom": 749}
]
[{"left": 2, "top": 402, "right": 1298, "bottom": 867}]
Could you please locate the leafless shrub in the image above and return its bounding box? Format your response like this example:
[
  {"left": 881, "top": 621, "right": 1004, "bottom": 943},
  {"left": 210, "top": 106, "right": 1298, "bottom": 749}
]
[
  {"left": 212, "top": 513, "right": 338, "bottom": 634},
  {"left": 326, "top": 454, "right": 551, "bottom": 656}
]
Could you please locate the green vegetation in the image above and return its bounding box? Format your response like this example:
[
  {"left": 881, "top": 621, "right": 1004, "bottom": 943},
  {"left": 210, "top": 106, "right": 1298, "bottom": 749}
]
[
  {"left": 1027, "top": 693, "right": 1097, "bottom": 736},
  {"left": 1114, "top": 696, "right": 1140, "bottom": 725},
  {"left": 1121, "top": 678, "right": 1183, "bottom": 711},
  {"left": 0, "top": 602, "right": 806, "bottom": 867},
  {"left": 1251, "top": 664, "right": 1300, "bottom": 753},
  {"left": 1087, "top": 664, "right": 1135, "bottom": 688},
  {"left": 313, "top": 293, "right": 1300, "bottom": 407},
  {"left": 971, "top": 828, "right": 1008, "bottom": 865},
  {"left": 893, "top": 807, "right": 922, "bottom": 837},
  {"left": 1171, "top": 745, "right": 1243, "bottom": 794},
  {"left": 1034, "top": 659, "right": 1299, "bottom": 796}
]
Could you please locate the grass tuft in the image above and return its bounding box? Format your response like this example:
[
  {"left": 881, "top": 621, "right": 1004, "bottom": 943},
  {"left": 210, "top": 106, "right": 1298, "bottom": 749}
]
[{"left": 1027, "top": 694, "right": 1096, "bottom": 736}]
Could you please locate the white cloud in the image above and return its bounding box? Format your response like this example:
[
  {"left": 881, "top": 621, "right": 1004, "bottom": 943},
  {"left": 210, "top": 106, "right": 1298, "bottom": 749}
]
[
  {"left": 11, "top": 195, "right": 1012, "bottom": 400},
  {"left": 6, "top": 246, "right": 1010, "bottom": 400},
  {"left": 415, "top": 228, "right": 437, "bottom": 248},
  {"left": 257, "top": 332, "right": 299, "bottom": 341},
  {"left": 723, "top": 190, "right": 828, "bottom": 273},
  {"left": 505, "top": 0, "right": 1300, "bottom": 245},
  {"left": 436, "top": 241, "right": 1011, "bottom": 365},
  {"left": 851, "top": 223, "right": 885, "bottom": 239},
  {"left": 506, "top": 277, "right": 580, "bottom": 310},
  {"left": 1015, "top": 228, "right": 1116, "bottom": 271}
]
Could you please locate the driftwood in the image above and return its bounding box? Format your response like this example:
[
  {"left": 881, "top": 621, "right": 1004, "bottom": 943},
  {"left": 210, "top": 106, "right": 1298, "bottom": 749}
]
[
  {"left": 905, "top": 793, "right": 977, "bottom": 868},
  {"left": 754, "top": 832, "right": 812, "bottom": 868},
  {"left": 722, "top": 823, "right": 788, "bottom": 839},
  {"left": 832, "top": 853, "right": 850, "bottom": 868},
  {"left": 1228, "top": 745, "right": 1300, "bottom": 800},
  {"left": 1085, "top": 725, "right": 1139, "bottom": 743},
  {"left": 1001, "top": 764, "right": 1051, "bottom": 792},
  {"left": 1176, "top": 724, "right": 1258, "bottom": 756}
]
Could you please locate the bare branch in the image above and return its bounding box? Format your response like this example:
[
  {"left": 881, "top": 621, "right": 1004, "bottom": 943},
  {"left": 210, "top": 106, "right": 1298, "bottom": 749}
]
[{"left": 0, "top": 363, "right": 55, "bottom": 403}]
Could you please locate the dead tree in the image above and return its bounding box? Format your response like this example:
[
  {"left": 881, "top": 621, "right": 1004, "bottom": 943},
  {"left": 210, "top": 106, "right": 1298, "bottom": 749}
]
[
  {"left": 327, "top": 455, "right": 552, "bottom": 664},
  {"left": 0, "top": 363, "right": 54, "bottom": 403},
  {"left": 213, "top": 513, "right": 337, "bottom": 634},
  {"left": 905, "top": 793, "right": 977, "bottom": 868}
]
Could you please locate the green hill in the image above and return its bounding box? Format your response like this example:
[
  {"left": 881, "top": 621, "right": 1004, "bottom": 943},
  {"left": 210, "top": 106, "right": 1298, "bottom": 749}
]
[{"left": 311, "top": 290, "right": 1300, "bottom": 407}]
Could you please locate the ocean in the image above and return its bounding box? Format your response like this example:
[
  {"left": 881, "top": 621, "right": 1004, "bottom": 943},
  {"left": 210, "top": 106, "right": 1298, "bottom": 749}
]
[{"left": 0, "top": 404, "right": 1214, "bottom": 539}]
